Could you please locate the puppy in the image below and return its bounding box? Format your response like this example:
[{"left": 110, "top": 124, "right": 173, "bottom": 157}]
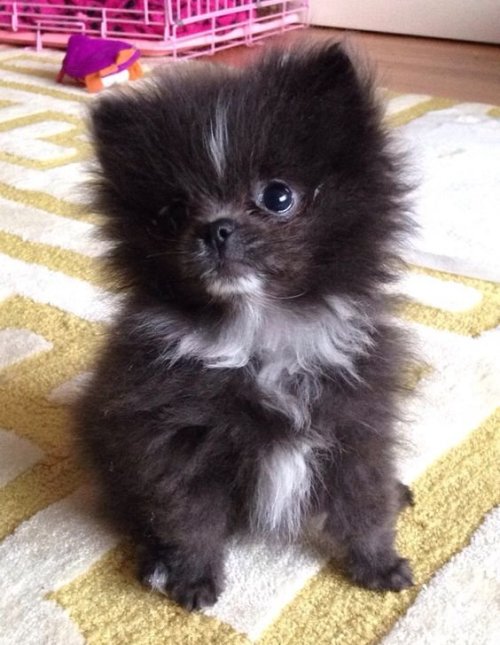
[{"left": 75, "top": 42, "right": 414, "bottom": 611}]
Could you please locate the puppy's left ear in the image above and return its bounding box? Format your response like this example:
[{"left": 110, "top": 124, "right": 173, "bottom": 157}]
[
  {"left": 298, "top": 42, "right": 358, "bottom": 88},
  {"left": 264, "top": 42, "right": 378, "bottom": 159},
  {"left": 271, "top": 42, "right": 367, "bottom": 101}
]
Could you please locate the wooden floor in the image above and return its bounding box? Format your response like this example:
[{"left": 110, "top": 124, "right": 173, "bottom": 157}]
[{"left": 211, "top": 27, "right": 500, "bottom": 105}]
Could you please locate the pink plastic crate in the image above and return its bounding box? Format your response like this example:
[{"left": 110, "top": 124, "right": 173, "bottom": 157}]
[{"left": 0, "top": 1, "right": 309, "bottom": 57}]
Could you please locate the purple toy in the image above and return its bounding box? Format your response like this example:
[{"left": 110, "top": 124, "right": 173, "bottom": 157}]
[{"left": 57, "top": 34, "right": 143, "bottom": 93}]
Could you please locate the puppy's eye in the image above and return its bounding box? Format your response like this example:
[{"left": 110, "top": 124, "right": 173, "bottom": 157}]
[
  {"left": 156, "top": 200, "right": 186, "bottom": 233},
  {"left": 260, "top": 181, "right": 294, "bottom": 215}
]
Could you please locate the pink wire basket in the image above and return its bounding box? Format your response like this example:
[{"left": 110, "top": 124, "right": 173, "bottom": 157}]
[{"left": 0, "top": 1, "right": 309, "bottom": 57}]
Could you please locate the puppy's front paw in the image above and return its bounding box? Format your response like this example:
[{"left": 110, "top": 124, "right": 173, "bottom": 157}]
[
  {"left": 141, "top": 556, "right": 221, "bottom": 611},
  {"left": 349, "top": 555, "right": 413, "bottom": 592},
  {"left": 397, "top": 482, "right": 415, "bottom": 509},
  {"left": 168, "top": 574, "right": 220, "bottom": 611}
]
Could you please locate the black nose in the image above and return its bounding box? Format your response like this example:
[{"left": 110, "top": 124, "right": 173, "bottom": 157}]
[{"left": 206, "top": 218, "right": 235, "bottom": 251}]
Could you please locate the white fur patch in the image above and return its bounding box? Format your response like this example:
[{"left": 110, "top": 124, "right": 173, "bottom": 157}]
[
  {"left": 175, "top": 298, "right": 264, "bottom": 369},
  {"left": 206, "top": 100, "right": 228, "bottom": 178},
  {"left": 141, "top": 295, "right": 374, "bottom": 393},
  {"left": 146, "top": 562, "right": 168, "bottom": 594},
  {"left": 206, "top": 275, "right": 263, "bottom": 297},
  {"left": 252, "top": 441, "right": 313, "bottom": 537},
  {"left": 254, "top": 296, "right": 374, "bottom": 427}
]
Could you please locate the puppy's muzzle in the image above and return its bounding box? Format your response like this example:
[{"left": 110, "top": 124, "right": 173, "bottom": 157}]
[{"left": 204, "top": 218, "right": 235, "bottom": 256}]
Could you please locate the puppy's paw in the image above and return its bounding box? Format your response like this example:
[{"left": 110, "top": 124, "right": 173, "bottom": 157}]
[
  {"left": 349, "top": 556, "right": 413, "bottom": 592},
  {"left": 140, "top": 556, "right": 221, "bottom": 611},
  {"left": 168, "top": 573, "right": 220, "bottom": 611},
  {"left": 397, "top": 482, "right": 415, "bottom": 509}
]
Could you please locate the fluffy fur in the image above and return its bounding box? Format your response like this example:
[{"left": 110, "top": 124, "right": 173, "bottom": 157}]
[{"left": 75, "top": 42, "right": 414, "bottom": 611}]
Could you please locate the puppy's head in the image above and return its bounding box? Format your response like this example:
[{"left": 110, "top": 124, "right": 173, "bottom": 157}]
[{"left": 90, "top": 43, "right": 407, "bottom": 308}]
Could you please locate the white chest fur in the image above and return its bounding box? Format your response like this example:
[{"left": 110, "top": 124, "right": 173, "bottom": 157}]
[
  {"left": 252, "top": 440, "right": 313, "bottom": 537},
  {"left": 137, "top": 295, "right": 374, "bottom": 535},
  {"left": 253, "top": 296, "right": 374, "bottom": 429},
  {"left": 249, "top": 298, "right": 374, "bottom": 535},
  {"left": 145, "top": 294, "right": 373, "bottom": 378}
]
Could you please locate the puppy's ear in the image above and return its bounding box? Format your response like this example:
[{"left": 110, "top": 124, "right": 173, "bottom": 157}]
[
  {"left": 266, "top": 42, "right": 366, "bottom": 102},
  {"left": 88, "top": 87, "right": 168, "bottom": 217},
  {"left": 89, "top": 91, "right": 128, "bottom": 147},
  {"left": 292, "top": 42, "right": 358, "bottom": 91},
  {"left": 260, "top": 43, "right": 376, "bottom": 165},
  {"left": 89, "top": 89, "right": 145, "bottom": 178}
]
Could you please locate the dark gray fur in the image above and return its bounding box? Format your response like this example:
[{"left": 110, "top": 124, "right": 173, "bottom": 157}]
[{"left": 74, "top": 43, "right": 415, "bottom": 611}]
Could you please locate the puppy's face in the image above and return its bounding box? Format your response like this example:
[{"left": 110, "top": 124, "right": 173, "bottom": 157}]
[
  {"left": 91, "top": 44, "right": 405, "bottom": 306},
  {"left": 172, "top": 177, "right": 308, "bottom": 299}
]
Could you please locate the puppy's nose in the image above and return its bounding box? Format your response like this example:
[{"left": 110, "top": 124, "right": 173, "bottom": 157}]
[{"left": 206, "top": 218, "right": 235, "bottom": 251}]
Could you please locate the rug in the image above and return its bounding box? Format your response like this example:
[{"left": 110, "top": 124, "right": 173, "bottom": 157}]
[{"left": 0, "top": 47, "right": 499, "bottom": 645}]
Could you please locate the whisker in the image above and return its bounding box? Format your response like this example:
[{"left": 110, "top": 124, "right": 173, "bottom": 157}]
[{"left": 267, "top": 291, "right": 307, "bottom": 301}]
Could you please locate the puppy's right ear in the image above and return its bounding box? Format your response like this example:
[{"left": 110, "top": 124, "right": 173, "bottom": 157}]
[
  {"left": 88, "top": 87, "right": 167, "bottom": 217},
  {"left": 89, "top": 89, "right": 142, "bottom": 177}
]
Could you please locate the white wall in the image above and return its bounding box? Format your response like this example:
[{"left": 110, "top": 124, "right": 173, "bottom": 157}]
[{"left": 309, "top": 0, "right": 500, "bottom": 44}]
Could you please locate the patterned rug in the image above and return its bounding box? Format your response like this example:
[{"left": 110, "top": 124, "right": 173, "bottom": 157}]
[{"left": 0, "top": 47, "right": 499, "bottom": 645}]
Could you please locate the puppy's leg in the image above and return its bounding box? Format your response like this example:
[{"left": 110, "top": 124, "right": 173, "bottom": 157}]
[
  {"left": 138, "top": 485, "right": 230, "bottom": 610},
  {"left": 140, "top": 540, "right": 223, "bottom": 611},
  {"left": 322, "top": 438, "right": 413, "bottom": 592},
  {"left": 397, "top": 481, "right": 415, "bottom": 510}
]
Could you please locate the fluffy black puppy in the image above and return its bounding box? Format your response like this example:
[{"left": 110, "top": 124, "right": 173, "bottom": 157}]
[{"left": 75, "top": 42, "right": 414, "bottom": 611}]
